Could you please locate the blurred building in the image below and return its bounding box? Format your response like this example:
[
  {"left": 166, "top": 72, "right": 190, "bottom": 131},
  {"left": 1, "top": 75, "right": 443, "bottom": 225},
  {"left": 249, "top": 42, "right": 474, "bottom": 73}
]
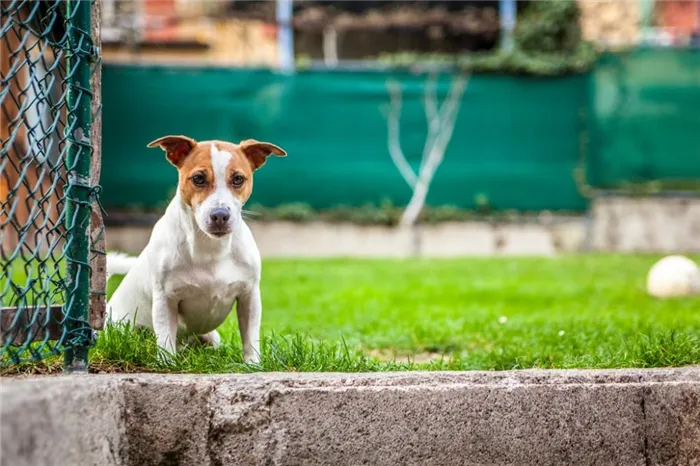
[
  {"left": 578, "top": 0, "right": 700, "bottom": 48},
  {"left": 101, "top": 0, "right": 278, "bottom": 66},
  {"left": 100, "top": 0, "right": 501, "bottom": 67},
  {"left": 656, "top": 0, "right": 700, "bottom": 44}
]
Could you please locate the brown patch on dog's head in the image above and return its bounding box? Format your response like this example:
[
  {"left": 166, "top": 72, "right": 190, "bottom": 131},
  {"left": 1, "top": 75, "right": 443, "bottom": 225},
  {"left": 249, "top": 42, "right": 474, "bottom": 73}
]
[
  {"left": 238, "top": 139, "right": 287, "bottom": 171},
  {"left": 147, "top": 135, "right": 197, "bottom": 167},
  {"left": 174, "top": 142, "right": 217, "bottom": 212},
  {"left": 148, "top": 135, "right": 213, "bottom": 211}
]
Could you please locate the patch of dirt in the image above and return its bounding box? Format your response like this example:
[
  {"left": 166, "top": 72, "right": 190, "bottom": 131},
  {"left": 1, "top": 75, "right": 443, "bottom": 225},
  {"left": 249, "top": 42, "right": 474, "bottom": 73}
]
[
  {"left": 367, "top": 349, "right": 447, "bottom": 364},
  {"left": 0, "top": 359, "right": 159, "bottom": 378}
]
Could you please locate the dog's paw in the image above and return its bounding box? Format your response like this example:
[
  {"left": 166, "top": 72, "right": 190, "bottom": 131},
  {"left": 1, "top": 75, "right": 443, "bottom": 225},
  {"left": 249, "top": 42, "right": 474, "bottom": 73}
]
[
  {"left": 243, "top": 351, "right": 261, "bottom": 365},
  {"left": 199, "top": 330, "right": 221, "bottom": 348},
  {"left": 155, "top": 342, "right": 177, "bottom": 366},
  {"left": 157, "top": 352, "right": 176, "bottom": 367}
]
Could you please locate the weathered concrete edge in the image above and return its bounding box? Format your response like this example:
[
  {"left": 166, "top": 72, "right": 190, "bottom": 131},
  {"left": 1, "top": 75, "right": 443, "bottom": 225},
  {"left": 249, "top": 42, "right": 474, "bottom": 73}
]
[
  {"left": 2, "top": 368, "right": 700, "bottom": 466},
  {"left": 107, "top": 195, "right": 700, "bottom": 257}
]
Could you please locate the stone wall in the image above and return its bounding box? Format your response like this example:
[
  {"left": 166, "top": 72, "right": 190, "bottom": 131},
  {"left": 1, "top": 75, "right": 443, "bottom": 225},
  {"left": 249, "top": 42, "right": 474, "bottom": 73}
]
[
  {"left": 104, "top": 196, "right": 700, "bottom": 257},
  {"left": 106, "top": 218, "right": 585, "bottom": 258},
  {"left": 591, "top": 196, "right": 700, "bottom": 253},
  {"left": 3, "top": 369, "right": 700, "bottom": 466}
]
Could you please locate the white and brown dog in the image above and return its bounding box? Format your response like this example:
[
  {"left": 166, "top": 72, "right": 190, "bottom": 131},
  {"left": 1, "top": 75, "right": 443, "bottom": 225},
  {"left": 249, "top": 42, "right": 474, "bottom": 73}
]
[{"left": 106, "top": 135, "right": 286, "bottom": 363}]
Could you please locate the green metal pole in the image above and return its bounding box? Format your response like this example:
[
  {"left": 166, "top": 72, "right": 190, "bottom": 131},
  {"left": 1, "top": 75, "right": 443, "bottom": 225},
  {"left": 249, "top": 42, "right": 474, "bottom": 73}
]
[{"left": 63, "top": 0, "right": 93, "bottom": 372}]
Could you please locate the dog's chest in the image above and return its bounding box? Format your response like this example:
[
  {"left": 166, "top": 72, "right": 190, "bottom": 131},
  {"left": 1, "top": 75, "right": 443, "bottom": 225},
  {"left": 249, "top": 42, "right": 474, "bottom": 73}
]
[{"left": 172, "top": 259, "right": 251, "bottom": 334}]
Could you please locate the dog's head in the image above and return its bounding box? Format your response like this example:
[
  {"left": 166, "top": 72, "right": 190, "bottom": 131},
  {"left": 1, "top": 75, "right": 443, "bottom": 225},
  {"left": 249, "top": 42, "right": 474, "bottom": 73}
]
[{"left": 147, "top": 135, "right": 286, "bottom": 238}]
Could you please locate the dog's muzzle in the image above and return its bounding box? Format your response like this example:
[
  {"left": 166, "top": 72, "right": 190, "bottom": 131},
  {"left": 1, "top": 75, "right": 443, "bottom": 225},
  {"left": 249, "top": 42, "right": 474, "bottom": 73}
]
[{"left": 208, "top": 207, "right": 232, "bottom": 236}]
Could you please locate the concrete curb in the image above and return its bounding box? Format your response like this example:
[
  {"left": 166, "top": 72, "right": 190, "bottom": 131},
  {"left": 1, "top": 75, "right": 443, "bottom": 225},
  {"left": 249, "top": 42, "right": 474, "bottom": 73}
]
[
  {"left": 106, "top": 197, "right": 700, "bottom": 257},
  {"left": 106, "top": 219, "right": 585, "bottom": 258},
  {"left": 2, "top": 368, "right": 700, "bottom": 466}
]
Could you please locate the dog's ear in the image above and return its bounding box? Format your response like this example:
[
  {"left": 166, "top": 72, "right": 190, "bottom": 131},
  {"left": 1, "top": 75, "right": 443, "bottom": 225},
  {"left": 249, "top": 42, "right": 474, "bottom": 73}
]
[
  {"left": 147, "top": 135, "right": 197, "bottom": 167},
  {"left": 239, "top": 139, "right": 287, "bottom": 171}
]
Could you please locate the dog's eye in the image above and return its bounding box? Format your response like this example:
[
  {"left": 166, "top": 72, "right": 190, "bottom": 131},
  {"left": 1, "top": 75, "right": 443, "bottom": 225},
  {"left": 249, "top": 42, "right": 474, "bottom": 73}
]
[
  {"left": 232, "top": 174, "right": 246, "bottom": 187},
  {"left": 191, "top": 174, "right": 207, "bottom": 186}
]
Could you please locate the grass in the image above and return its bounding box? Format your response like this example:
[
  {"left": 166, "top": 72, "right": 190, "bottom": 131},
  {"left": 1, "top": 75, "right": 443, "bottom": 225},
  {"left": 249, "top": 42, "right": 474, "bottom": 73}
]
[
  {"left": 1, "top": 258, "right": 64, "bottom": 307},
  {"left": 4, "top": 255, "right": 700, "bottom": 375}
]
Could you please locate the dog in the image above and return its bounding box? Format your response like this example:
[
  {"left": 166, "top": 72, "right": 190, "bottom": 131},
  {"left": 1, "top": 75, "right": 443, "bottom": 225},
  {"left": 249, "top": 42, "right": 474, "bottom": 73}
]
[{"left": 106, "top": 135, "right": 286, "bottom": 363}]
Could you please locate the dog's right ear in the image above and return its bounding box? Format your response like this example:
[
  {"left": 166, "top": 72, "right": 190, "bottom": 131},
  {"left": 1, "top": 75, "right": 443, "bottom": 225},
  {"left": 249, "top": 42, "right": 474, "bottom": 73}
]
[{"left": 147, "top": 135, "right": 197, "bottom": 167}]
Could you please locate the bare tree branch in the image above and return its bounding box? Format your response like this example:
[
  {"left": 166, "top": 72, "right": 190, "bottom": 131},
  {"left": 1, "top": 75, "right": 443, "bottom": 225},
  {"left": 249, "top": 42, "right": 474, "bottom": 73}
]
[
  {"left": 385, "top": 79, "right": 418, "bottom": 188},
  {"left": 400, "top": 73, "right": 469, "bottom": 228},
  {"left": 424, "top": 72, "right": 440, "bottom": 133},
  {"left": 420, "top": 72, "right": 441, "bottom": 174},
  {"left": 432, "top": 74, "right": 469, "bottom": 157},
  {"left": 383, "top": 72, "right": 469, "bottom": 228}
]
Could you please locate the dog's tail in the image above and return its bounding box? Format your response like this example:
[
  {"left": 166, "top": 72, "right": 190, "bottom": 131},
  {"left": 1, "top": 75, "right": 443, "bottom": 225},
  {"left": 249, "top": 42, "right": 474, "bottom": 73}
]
[{"left": 106, "top": 252, "right": 137, "bottom": 277}]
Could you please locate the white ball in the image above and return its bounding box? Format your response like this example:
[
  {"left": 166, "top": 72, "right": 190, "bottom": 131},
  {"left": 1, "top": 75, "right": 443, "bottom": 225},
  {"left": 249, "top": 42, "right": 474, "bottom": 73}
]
[{"left": 646, "top": 255, "right": 700, "bottom": 298}]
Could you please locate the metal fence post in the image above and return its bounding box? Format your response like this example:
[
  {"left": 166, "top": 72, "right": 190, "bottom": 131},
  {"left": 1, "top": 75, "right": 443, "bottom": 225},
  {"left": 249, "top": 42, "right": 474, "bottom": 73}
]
[
  {"left": 277, "top": 0, "right": 294, "bottom": 74},
  {"left": 64, "top": 0, "right": 95, "bottom": 372},
  {"left": 499, "top": 0, "right": 516, "bottom": 52}
]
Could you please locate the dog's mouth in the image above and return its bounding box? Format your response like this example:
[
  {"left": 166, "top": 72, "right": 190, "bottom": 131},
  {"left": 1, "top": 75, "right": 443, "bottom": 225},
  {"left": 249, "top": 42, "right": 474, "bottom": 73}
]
[{"left": 207, "top": 229, "right": 230, "bottom": 238}]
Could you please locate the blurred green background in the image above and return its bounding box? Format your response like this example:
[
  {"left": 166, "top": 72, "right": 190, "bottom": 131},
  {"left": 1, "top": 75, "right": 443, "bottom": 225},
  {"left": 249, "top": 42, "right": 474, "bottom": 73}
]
[{"left": 101, "top": 49, "right": 700, "bottom": 212}]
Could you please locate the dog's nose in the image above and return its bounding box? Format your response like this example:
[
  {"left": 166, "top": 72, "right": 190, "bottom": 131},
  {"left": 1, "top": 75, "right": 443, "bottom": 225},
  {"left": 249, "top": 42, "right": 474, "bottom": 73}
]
[{"left": 210, "top": 208, "right": 230, "bottom": 226}]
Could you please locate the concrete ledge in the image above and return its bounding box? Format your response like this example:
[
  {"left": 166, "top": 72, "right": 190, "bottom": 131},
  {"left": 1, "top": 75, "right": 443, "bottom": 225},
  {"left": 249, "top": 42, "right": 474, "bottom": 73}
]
[
  {"left": 105, "top": 195, "right": 700, "bottom": 256},
  {"left": 2, "top": 368, "right": 700, "bottom": 465},
  {"left": 591, "top": 196, "right": 700, "bottom": 253},
  {"left": 106, "top": 218, "right": 586, "bottom": 258}
]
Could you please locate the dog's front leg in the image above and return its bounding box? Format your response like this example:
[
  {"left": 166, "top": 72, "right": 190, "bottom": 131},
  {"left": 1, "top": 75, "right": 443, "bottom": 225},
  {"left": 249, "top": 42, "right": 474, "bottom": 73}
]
[
  {"left": 236, "top": 286, "right": 262, "bottom": 364},
  {"left": 152, "top": 294, "right": 178, "bottom": 357}
]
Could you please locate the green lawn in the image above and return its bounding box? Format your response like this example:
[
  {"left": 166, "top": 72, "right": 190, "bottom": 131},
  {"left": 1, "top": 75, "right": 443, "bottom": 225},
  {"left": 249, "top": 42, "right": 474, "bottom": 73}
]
[{"left": 5, "top": 255, "right": 700, "bottom": 374}]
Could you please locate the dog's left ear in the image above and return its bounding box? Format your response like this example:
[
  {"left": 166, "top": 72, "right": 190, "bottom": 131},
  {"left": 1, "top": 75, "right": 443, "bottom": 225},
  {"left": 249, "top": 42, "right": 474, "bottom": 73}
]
[
  {"left": 239, "top": 139, "right": 287, "bottom": 171},
  {"left": 147, "top": 135, "right": 197, "bottom": 167}
]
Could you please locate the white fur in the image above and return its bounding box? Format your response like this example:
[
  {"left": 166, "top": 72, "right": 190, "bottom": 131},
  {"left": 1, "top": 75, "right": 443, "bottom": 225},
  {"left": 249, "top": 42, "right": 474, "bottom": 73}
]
[
  {"left": 193, "top": 145, "right": 241, "bottom": 237},
  {"left": 106, "top": 170, "right": 262, "bottom": 363},
  {"left": 106, "top": 252, "right": 138, "bottom": 277}
]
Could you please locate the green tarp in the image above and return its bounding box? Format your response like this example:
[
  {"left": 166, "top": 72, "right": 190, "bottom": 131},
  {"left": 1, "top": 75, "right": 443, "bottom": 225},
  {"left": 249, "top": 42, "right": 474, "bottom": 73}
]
[
  {"left": 587, "top": 49, "right": 700, "bottom": 187},
  {"left": 101, "top": 50, "right": 700, "bottom": 211}
]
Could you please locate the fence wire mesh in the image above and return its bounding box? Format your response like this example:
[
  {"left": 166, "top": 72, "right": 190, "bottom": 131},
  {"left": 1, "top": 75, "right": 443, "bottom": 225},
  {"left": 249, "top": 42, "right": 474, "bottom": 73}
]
[{"left": 1, "top": 0, "right": 101, "bottom": 369}]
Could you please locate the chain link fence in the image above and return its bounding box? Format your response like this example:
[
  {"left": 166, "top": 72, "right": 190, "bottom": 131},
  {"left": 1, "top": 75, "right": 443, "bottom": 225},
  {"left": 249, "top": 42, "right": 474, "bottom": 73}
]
[{"left": 1, "top": 0, "right": 104, "bottom": 371}]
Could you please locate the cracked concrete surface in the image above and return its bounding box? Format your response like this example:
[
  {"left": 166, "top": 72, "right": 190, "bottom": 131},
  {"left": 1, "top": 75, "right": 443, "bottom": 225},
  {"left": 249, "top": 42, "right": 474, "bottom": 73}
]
[{"left": 2, "top": 368, "right": 700, "bottom": 466}]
